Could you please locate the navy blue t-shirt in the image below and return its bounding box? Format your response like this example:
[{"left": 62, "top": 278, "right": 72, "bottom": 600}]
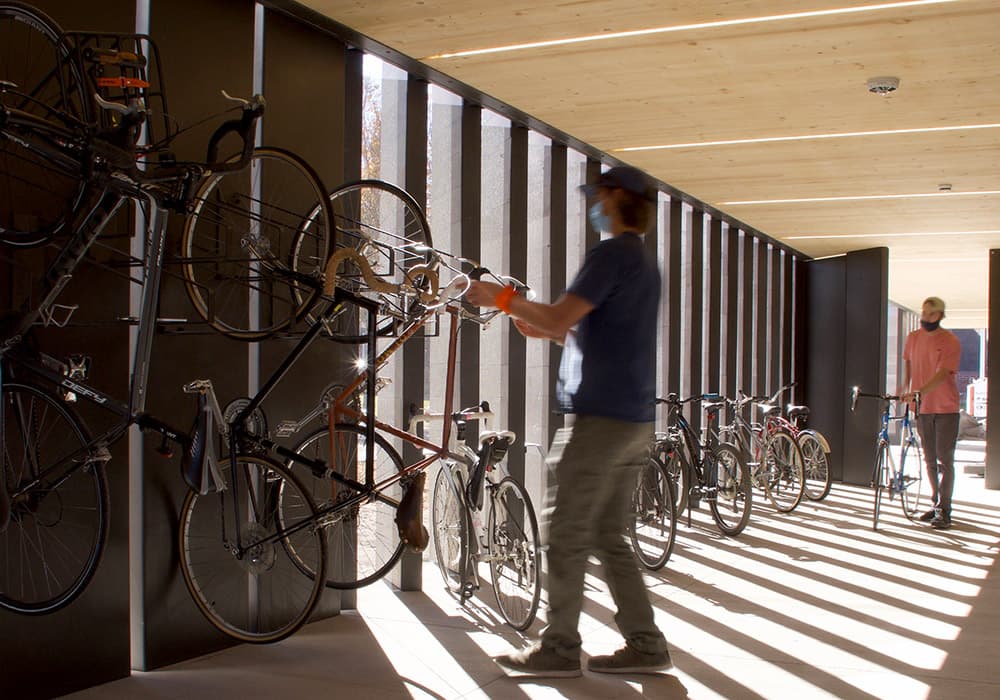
[{"left": 556, "top": 232, "right": 661, "bottom": 422}]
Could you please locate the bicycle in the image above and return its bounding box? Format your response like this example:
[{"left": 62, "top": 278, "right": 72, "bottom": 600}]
[
  {"left": 656, "top": 393, "right": 752, "bottom": 537},
  {"left": 421, "top": 401, "right": 541, "bottom": 630},
  {"left": 717, "top": 385, "right": 806, "bottom": 513},
  {"left": 850, "top": 387, "right": 929, "bottom": 530},
  {"left": 0, "top": 8, "right": 342, "bottom": 616},
  {"left": 629, "top": 452, "right": 678, "bottom": 570}
]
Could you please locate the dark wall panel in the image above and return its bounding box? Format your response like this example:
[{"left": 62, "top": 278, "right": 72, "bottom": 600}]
[
  {"left": 547, "top": 144, "right": 567, "bottom": 443},
  {"left": 707, "top": 219, "right": 722, "bottom": 394},
  {"left": 987, "top": 250, "right": 1000, "bottom": 489},
  {"left": 507, "top": 126, "right": 528, "bottom": 484},
  {"left": 725, "top": 226, "right": 740, "bottom": 400},
  {"left": 0, "top": 1, "right": 136, "bottom": 697}
]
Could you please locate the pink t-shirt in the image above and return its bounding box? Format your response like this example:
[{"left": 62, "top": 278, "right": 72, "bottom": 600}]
[{"left": 903, "top": 328, "right": 961, "bottom": 414}]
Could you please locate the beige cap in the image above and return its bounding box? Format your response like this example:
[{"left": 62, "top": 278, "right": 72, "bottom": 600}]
[{"left": 922, "top": 296, "right": 946, "bottom": 317}]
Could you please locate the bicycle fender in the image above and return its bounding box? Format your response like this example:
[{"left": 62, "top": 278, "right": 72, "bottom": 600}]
[{"left": 800, "top": 429, "right": 831, "bottom": 454}]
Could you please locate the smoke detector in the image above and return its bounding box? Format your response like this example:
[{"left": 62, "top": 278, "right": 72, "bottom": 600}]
[{"left": 867, "top": 76, "right": 900, "bottom": 95}]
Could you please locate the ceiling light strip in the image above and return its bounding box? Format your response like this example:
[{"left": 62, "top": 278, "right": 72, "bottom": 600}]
[
  {"left": 617, "top": 123, "right": 1000, "bottom": 152},
  {"left": 787, "top": 230, "right": 1000, "bottom": 240},
  {"left": 424, "top": 0, "right": 957, "bottom": 60},
  {"left": 725, "top": 191, "right": 1000, "bottom": 205}
]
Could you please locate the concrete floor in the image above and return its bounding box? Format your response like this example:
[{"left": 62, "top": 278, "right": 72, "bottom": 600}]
[{"left": 65, "top": 450, "right": 1000, "bottom": 700}]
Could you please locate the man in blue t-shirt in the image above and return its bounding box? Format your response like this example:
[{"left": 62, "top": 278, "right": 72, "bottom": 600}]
[{"left": 467, "top": 165, "right": 669, "bottom": 678}]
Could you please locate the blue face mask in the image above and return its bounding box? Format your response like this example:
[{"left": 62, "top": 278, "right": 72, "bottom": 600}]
[{"left": 588, "top": 202, "right": 610, "bottom": 233}]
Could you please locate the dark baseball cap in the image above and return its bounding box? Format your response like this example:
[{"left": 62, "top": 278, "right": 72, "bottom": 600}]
[{"left": 581, "top": 165, "right": 656, "bottom": 202}]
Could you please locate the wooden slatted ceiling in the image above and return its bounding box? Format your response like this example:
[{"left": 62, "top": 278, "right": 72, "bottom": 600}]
[{"left": 300, "top": 0, "right": 1000, "bottom": 326}]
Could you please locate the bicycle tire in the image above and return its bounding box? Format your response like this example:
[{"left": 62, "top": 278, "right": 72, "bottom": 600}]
[
  {"left": 628, "top": 456, "right": 677, "bottom": 571},
  {"left": 659, "top": 442, "right": 689, "bottom": 514},
  {"left": 900, "top": 438, "right": 928, "bottom": 521},
  {"left": 0, "top": 2, "right": 89, "bottom": 246},
  {"left": 762, "top": 428, "right": 805, "bottom": 513},
  {"left": 178, "top": 453, "right": 326, "bottom": 643},
  {"left": 707, "top": 443, "right": 752, "bottom": 536},
  {"left": 309, "top": 180, "right": 433, "bottom": 344},
  {"left": 286, "top": 422, "right": 406, "bottom": 589},
  {"left": 872, "top": 442, "right": 889, "bottom": 531},
  {"left": 799, "top": 430, "right": 832, "bottom": 501},
  {"left": 431, "top": 465, "right": 470, "bottom": 596},
  {"left": 0, "top": 381, "right": 107, "bottom": 615},
  {"left": 488, "top": 476, "right": 541, "bottom": 631},
  {"left": 181, "top": 146, "right": 333, "bottom": 340}
]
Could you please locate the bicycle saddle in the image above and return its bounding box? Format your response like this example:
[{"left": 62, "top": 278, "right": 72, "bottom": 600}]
[{"left": 786, "top": 405, "right": 810, "bottom": 420}]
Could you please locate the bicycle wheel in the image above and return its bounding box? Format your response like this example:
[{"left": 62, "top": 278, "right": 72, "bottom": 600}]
[
  {"left": 707, "top": 443, "right": 752, "bottom": 536},
  {"left": 287, "top": 423, "right": 406, "bottom": 589},
  {"left": 900, "top": 438, "right": 929, "bottom": 521},
  {"left": 628, "top": 456, "right": 677, "bottom": 571},
  {"left": 0, "top": 381, "right": 107, "bottom": 614},
  {"left": 761, "top": 429, "right": 805, "bottom": 513},
  {"left": 313, "top": 180, "right": 433, "bottom": 343},
  {"left": 799, "top": 430, "right": 832, "bottom": 501},
  {"left": 0, "top": 3, "right": 89, "bottom": 246},
  {"left": 488, "top": 476, "right": 541, "bottom": 631},
  {"left": 659, "top": 442, "right": 689, "bottom": 514},
  {"left": 431, "top": 465, "right": 470, "bottom": 596},
  {"left": 181, "top": 146, "right": 333, "bottom": 340},
  {"left": 872, "top": 442, "right": 889, "bottom": 531},
  {"left": 178, "top": 454, "right": 325, "bottom": 643}
]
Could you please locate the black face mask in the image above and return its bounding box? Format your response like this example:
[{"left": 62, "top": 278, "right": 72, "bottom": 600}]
[{"left": 921, "top": 320, "right": 941, "bottom": 332}]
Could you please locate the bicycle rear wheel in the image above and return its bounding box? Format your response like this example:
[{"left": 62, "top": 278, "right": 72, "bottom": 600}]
[
  {"left": 707, "top": 443, "right": 752, "bottom": 536},
  {"left": 799, "top": 430, "right": 832, "bottom": 501},
  {"left": 0, "top": 3, "right": 89, "bottom": 246},
  {"left": 181, "top": 146, "right": 333, "bottom": 340},
  {"left": 315, "top": 180, "right": 433, "bottom": 343},
  {"left": 659, "top": 442, "right": 689, "bottom": 514},
  {"left": 0, "top": 381, "right": 107, "bottom": 614},
  {"left": 899, "top": 438, "right": 928, "bottom": 521},
  {"left": 431, "top": 465, "right": 470, "bottom": 596},
  {"left": 488, "top": 476, "right": 541, "bottom": 631},
  {"left": 762, "top": 429, "right": 805, "bottom": 513},
  {"left": 178, "top": 454, "right": 326, "bottom": 643},
  {"left": 287, "top": 423, "right": 406, "bottom": 589},
  {"left": 872, "top": 442, "right": 889, "bottom": 531},
  {"left": 628, "top": 456, "right": 677, "bottom": 571}
]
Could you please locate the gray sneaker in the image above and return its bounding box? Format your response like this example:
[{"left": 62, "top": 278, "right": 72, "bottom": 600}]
[
  {"left": 495, "top": 644, "right": 582, "bottom": 678},
  {"left": 587, "top": 645, "right": 673, "bottom": 674}
]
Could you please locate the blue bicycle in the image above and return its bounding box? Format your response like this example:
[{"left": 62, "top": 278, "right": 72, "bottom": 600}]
[{"left": 850, "top": 387, "right": 929, "bottom": 530}]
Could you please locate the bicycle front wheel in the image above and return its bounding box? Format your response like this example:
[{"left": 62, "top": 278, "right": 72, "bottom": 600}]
[
  {"left": 658, "top": 442, "right": 689, "bottom": 514},
  {"left": 707, "top": 444, "right": 752, "bottom": 536},
  {"left": 181, "top": 146, "right": 333, "bottom": 340},
  {"left": 762, "top": 429, "right": 805, "bottom": 513},
  {"left": 628, "top": 456, "right": 677, "bottom": 571},
  {"left": 900, "top": 438, "right": 929, "bottom": 521},
  {"left": 0, "top": 381, "right": 107, "bottom": 614},
  {"left": 431, "top": 465, "right": 470, "bottom": 596},
  {"left": 178, "top": 454, "right": 325, "bottom": 643},
  {"left": 317, "top": 180, "right": 433, "bottom": 343},
  {"left": 799, "top": 430, "right": 832, "bottom": 501},
  {"left": 288, "top": 423, "right": 406, "bottom": 589},
  {"left": 488, "top": 476, "right": 541, "bottom": 631},
  {"left": 872, "top": 442, "right": 889, "bottom": 531}
]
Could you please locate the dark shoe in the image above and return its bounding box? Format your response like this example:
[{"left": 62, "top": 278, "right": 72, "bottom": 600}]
[
  {"left": 930, "top": 513, "right": 952, "bottom": 530},
  {"left": 918, "top": 509, "right": 937, "bottom": 522},
  {"left": 587, "top": 645, "right": 673, "bottom": 674},
  {"left": 495, "top": 644, "right": 582, "bottom": 678}
]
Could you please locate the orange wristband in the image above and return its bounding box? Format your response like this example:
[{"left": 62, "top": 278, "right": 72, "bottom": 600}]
[{"left": 494, "top": 285, "right": 517, "bottom": 314}]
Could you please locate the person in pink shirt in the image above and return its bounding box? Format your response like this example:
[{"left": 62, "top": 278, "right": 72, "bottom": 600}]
[{"left": 900, "top": 296, "right": 962, "bottom": 529}]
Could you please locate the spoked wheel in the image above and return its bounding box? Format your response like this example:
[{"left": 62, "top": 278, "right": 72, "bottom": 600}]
[
  {"left": 178, "top": 454, "right": 326, "bottom": 643},
  {"left": 872, "top": 443, "right": 889, "bottom": 531},
  {"left": 488, "top": 476, "right": 541, "bottom": 631},
  {"left": 312, "top": 180, "right": 434, "bottom": 343},
  {"left": 628, "top": 456, "right": 677, "bottom": 571},
  {"left": 658, "top": 442, "right": 689, "bottom": 514},
  {"left": 181, "top": 146, "right": 333, "bottom": 340},
  {"left": 0, "top": 2, "right": 89, "bottom": 246},
  {"left": 0, "top": 382, "right": 107, "bottom": 614},
  {"left": 287, "top": 423, "right": 406, "bottom": 589},
  {"left": 431, "top": 465, "right": 470, "bottom": 596},
  {"left": 707, "top": 443, "right": 752, "bottom": 536},
  {"left": 762, "top": 429, "right": 805, "bottom": 513},
  {"left": 799, "top": 430, "right": 832, "bottom": 501},
  {"left": 899, "top": 439, "right": 928, "bottom": 521}
]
